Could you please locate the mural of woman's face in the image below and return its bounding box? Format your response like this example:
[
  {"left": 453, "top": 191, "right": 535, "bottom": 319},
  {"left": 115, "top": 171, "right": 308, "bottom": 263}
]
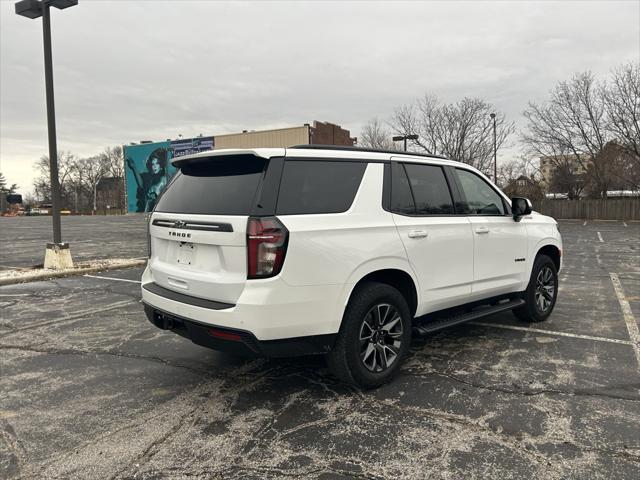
[{"left": 150, "top": 157, "right": 161, "bottom": 174}]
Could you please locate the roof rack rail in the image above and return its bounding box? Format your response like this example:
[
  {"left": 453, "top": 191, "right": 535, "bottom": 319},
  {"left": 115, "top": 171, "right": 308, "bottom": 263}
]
[{"left": 287, "top": 144, "right": 448, "bottom": 160}]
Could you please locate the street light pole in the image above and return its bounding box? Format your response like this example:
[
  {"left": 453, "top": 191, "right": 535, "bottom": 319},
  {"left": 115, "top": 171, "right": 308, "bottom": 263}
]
[
  {"left": 490, "top": 113, "right": 497, "bottom": 184},
  {"left": 392, "top": 134, "right": 419, "bottom": 152},
  {"left": 42, "top": 3, "right": 62, "bottom": 244},
  {"left": 16, "top": 0, "right": 78, "bottom": 269}
]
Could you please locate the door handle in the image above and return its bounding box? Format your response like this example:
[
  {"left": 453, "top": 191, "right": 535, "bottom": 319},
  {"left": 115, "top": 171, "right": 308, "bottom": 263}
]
[
  {"left": 475, "top": 227, "right": 490, "bottom": 234},
  {"left": 408, "top": 230, "right": 428, "bottom": 238}
]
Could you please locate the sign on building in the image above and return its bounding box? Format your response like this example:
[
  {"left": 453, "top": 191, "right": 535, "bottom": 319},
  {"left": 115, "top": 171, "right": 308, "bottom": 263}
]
[{"left": 124, "top": 136, "right": 215, "bottom": 213}]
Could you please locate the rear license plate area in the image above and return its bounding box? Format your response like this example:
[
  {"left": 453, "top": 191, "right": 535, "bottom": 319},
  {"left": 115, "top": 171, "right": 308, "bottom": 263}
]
[{"left": 177, "top": 242, "right": 195, "bottom": 265}]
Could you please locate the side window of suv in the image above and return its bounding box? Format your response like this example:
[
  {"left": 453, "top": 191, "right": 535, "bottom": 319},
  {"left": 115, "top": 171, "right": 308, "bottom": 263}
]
[
  {"left": 456, "top": 168, "right": 505, "bottom": 215},
  {"left": 391, "top": 162, "right": 454, "bottom": 215},
  {"left": 390, "top": 163, "right": 415, "bottom": 214},
  {"left": 276, "top": 160, "right": 366, "bottom": 215}
]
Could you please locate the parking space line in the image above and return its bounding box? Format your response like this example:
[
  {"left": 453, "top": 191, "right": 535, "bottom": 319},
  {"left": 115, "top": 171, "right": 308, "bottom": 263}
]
[
  {"left": 469, "top": 321, "right": 635, "bottom": 346},
  {"left": 597, "top": 231, "right": 604, "bottom": 242},
  {"left": 609, "top": 273, "right": 640, "bottom": 371},
  {"left": 583, "top": 220, "right": 587, "bottom": 226},
  {"left": 83, "top": 274, "right": 141, "bottom": 284},
  {"left": 623, "top": 221, "right": 628, "bottom": 227}
]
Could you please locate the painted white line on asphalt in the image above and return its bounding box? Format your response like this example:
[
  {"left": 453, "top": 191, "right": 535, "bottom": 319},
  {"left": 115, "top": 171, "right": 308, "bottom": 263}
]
[
  {"left": 583, "top": 220, "right": 587, "bottom": 226},
  {"left": 469, "top": 321, "right": 635, "bottom": 346},
  {"left": 83, "top": 274, "right": 141, "bottom": 284},
  {"left": 597, "top": 231, "right": 604, "bottom": 243},
  {"left": 609, "top": 273, "right": 640, "bottom": 372},
  {"left": 623, "top": 222, "right": 628, "bottom": 227}
]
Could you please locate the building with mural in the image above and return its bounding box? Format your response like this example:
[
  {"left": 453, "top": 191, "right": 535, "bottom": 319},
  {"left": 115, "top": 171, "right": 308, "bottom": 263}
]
[{"left": 124, "top": 121, "right": 354, "bottom": 212}]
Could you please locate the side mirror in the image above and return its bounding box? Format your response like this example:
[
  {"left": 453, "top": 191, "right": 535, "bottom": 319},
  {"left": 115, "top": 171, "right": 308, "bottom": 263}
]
[{"left": 512, "top": 197, "right": 532, "bottom": 220}]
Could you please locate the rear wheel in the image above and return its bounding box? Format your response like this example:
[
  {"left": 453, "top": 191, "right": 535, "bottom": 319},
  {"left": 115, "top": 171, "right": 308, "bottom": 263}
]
[
  {"left": 513, "top": 254, "right": 558, "bottom": 322},
  {"left": 326, "top": 282, "right": 412, "bottom": 388}
]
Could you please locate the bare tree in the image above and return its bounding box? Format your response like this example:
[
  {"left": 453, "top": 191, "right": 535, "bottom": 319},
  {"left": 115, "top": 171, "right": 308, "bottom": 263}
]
[
  {"left": 548, "top": 159, "right": 587, "bottom": 199},
  {"left": 33, "top": 148, "right": 126, "bottom": 212},
  {"left": 22, "top": 193, "right": 37, "bottom": 210},
  {"left": 523, "top": 71, "right": 620, "bottom": 197},
  {"left": 34, "top": 151, "right": 77, "bottom": 205},
  {"left": 496, "top": 156, "right": 540, "bottom": 188},
  {"left": 605, "top": 63, "right": 640, "bottom": 156},
  {"left": 603, "top": 62, "right": 640, "bottom": 190},
  {"left": 100, "top": 145, "right": 125, "bottom": 178},
  {"left": 391, "top": 95, "right": 514, "bottom": 176},
  {"left": 75, "top": 156, "right": 110, "bottom": 213},
  {"left": 359, "top": 118, "right": 396, "bottom": 150}
]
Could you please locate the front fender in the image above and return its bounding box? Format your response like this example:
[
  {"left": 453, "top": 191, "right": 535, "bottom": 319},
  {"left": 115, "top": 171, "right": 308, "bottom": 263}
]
[{"left": 528, "top": 237, "right": 563, "bottom": 279}]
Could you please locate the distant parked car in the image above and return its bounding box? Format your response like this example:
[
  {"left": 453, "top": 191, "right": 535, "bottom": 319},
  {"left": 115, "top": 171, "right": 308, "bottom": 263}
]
[{"left": 141, "top": 146, "right": 563, "bottom": 387}]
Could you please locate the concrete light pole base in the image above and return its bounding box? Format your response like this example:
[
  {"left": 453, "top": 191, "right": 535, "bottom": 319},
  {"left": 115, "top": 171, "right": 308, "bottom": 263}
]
[{"left": 44, "top": 243, "right": 74, "bottom": 270}]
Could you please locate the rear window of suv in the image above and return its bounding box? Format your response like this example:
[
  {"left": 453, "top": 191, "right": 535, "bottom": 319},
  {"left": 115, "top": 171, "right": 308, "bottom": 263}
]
[
  {"left": 276, "top": 160, "right": 367, "bottom": 215},
  {"left": 154, "top": 155, "right": 267, "bottom": 215}
]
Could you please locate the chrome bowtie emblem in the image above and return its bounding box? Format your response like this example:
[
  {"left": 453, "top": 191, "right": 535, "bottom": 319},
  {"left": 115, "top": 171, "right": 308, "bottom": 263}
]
[{"left": 173, "top": 220, "right": 186, "bottom": 228}]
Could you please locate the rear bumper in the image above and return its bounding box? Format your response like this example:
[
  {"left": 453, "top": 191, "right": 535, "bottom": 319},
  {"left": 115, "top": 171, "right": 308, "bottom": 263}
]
[
  {"left": 141, "top": 265, "right": 348, "bottom": 342},
  {"left": 143, "top": 303, "right": 336, "bottom": 357}
]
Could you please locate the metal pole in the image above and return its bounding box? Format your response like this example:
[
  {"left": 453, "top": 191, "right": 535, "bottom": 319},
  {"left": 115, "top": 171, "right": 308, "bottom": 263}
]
[
  {"left": 403, "top": 137, "right": 407, "bottom": 152},
  {"left": 42, "top": 3, "right": 63, "bottom": 244},
  {"left": 493, "top": 116, "right": 497, "bottom": 184}
]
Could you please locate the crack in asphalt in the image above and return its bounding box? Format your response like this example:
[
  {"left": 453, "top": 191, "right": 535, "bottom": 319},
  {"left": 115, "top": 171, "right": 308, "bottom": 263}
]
[
  {"left": 1, "top": 299, "right": 138, "bottom": 336},
  {"left": 358, "top": 389, "right": 640, "bottom": 469},
  {"left": 0, "top": 419, "right": 25, "bottom": 479},
  {"left": 110, "top": 405, "right": 200, "bottom": 480},
  {"left": 0, "top": 344, "right": 219, "bottom": 379},
  {"left": 204, "top": 465, "right": 382, "bottom": 480}
]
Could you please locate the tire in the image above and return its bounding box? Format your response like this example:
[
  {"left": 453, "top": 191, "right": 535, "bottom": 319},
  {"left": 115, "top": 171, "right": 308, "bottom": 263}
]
[
  {"left": 513, "top": 254, "right": 558, "bottom": 323},
  {"left": 326, "top": 282, "right": 412, "bottom": 388}
]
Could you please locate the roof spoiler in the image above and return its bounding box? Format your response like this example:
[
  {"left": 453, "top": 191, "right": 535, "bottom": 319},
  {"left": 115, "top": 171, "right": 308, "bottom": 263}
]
[{"left": 171, "top": 148, "right": 285, "bottom": 168}]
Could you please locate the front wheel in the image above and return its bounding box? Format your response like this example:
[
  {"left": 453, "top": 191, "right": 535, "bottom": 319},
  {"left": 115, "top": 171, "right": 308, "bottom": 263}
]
[
  {"left": 326, "top": 282, "right": 412, "bottom": 388},
  {"left": 513, "top": 254, "right": 558, "bottom": 322}
]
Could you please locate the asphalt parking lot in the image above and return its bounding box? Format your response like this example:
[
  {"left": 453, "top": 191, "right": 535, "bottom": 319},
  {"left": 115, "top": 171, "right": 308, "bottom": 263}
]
[
  {"left": 1, "top": 220, "right": 639, "bottom": 479},
  {"left": 0, "top": 215, "right": 147, "bottom": 269}
]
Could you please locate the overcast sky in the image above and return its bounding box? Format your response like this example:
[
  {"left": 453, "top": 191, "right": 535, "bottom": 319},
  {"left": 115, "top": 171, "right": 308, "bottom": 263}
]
[{"left": 1, "top": 0, "right": 638, "bottom": 193}]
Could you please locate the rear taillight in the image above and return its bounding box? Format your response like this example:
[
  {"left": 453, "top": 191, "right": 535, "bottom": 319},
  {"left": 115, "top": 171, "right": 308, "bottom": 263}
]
[{"left": 247, "top": 216, "right": 288, "bottom": 279}]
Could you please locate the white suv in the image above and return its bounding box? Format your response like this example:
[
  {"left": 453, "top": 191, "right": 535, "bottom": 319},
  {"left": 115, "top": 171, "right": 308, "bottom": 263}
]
[{"left": 141, "top": 146, "right": 562, "bottom": 387}]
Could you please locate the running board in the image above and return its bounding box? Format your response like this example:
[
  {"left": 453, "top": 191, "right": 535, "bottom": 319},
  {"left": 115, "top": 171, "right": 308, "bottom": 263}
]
[{"left": 413, "top": 299, "right": 526, "bottom": 336}]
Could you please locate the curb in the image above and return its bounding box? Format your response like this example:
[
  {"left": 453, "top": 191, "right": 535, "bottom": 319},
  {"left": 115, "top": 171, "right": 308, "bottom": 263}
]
[{"left": 0, "top": 259, "right": 147, "bottom": 286}]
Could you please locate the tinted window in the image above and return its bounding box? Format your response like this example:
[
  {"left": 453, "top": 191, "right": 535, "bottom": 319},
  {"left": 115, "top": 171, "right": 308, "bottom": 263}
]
[
  {"left": 276, "top": 160, "right": 366, "bottom": 215},
  {"left": 456, "top": 168, "right": 505, "bottom": 215},
  {"left": 390, "top": 163, "right": 415, "bottom": 214},
  {"left": 402, "top": 163, "right": 454, "bottom": 215},
  {"left": 155, "top": 156, "right": 266, "bottom": 215}
]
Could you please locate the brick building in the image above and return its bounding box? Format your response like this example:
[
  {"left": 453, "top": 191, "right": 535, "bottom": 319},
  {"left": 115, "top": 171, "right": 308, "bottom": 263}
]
[
  {"left": 213, "top": 121, "right": 355, "bottom": 149},
  {"left": 96, "top": 177, "right": 125, "bottom": 213}
]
